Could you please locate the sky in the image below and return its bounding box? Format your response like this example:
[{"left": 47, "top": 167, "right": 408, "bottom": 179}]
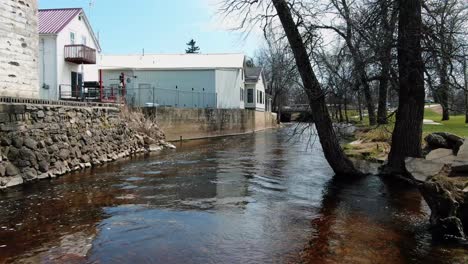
[{"left": 38, "top": 0, "right": 263, "bottom": 56}]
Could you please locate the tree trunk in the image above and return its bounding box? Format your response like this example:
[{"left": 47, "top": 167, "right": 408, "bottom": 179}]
[
  {"left": 272, "top": 0, "right": 360, "bottom": 176},
  {"left": 387, "top": 0, "right": 425, "bottom": 175},
  {"left": 362, "top": 80, "right": 377, "bottom": 125},
  {"left": 344, "top": 94, "right": 349, "bottom": 123},
  {"left": 377, "top": 72, "right": 389, "bottom": 124},
  {"left": 358, "top": 91, "right": 363, "bottom": 121},
  {"left": 439, "top": 65, "right": 450, "bottom": 121}
]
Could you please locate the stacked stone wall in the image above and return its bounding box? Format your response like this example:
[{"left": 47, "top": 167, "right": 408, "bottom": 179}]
[{"left": 0, "top": 103, "right": 167, "bottom": 188}]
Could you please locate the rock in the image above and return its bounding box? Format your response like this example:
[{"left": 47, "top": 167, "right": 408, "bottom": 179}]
[
  {"left": 426, "top": 148, "right": 456, "bottom": 164},
  {"left": 425, "top": 132, "right": 464, "bottom": 153},
  {"left": 0, "top": 176, "right": 23, "bottom": 188},
  {"left": 38, "top": 160, "right": 49, "bottom": 173},
  {"left": 452, "top": 140, "right": 468, "bottom": 173},
  {"left": 12, "top": 137, "right": 23, "bottom": 148},
  {"left": 162, "top": 141, "right": 176, "bottom": 149},
  {"left": 5, "top": 163, "right": 19, "bottom": 176},
  {"left": 405, "top": 157, "right": 445, "bottom": 182},
  {"left": 19, "top": 147, "right": 36, "bottom": 161},
  {"left": 22, "top": 168, "right": 38, "bottom": 181},
  {"left": 148, "top": 144, "right": 163, "bottom": 152},
  {"left": 1, "top": 137, "right": 11, "bottom": 146},
  {"left": 7, "top": 146, "right": 19, "bottom": 160},
  {"left": 37, "top": 110, "right": 45, "bottom": 118},
  {"left": 58, "top": 149, "right": 70, "bottom": 160},
  {"left": 0, "top": 164, "right": 5, "bottom": 176},
  {"left": 86, "top": 130, "right": 92, "bottom": 137}
]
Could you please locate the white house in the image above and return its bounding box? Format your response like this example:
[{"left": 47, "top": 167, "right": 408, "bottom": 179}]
[
  {"left": 245, "top": 67, "right": 269, "bottom": 111},
  {"left": 38, "top": 8, "right": 101, "bottom": 100},
  {"left": 99, "top": 53, "right": 246, "bottom": 109}
]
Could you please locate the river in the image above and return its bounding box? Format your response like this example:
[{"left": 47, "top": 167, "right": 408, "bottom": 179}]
[{"left": 0, "top": 127, "right": 466, "bottom": 263}]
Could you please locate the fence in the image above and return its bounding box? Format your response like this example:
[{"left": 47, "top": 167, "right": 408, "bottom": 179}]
[
  {"left": 126, "top": 87, "right": 217, "bottom": 108},
  {"left": 59, "top": 85, "right": 217, "bottom": 108}
]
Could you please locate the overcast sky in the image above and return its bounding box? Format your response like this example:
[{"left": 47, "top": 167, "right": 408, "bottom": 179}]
[{"left": 38, "top": 0, "right": 263, "bottom": 56}]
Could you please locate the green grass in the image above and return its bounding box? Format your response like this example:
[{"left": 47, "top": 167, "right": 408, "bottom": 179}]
[
  {"left": 423, "top": 108, "right": 468, "bottom": 137},
  {"left": 345, "top": 107, "right": 468, "bottom": 138}
]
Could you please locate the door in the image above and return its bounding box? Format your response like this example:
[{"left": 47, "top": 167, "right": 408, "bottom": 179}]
[{"left": 71, "top": 72, "right": 83, "bottom": 98}]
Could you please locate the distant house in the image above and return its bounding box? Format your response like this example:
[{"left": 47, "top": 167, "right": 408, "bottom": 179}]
[
  {"left": 99, "top": 53, "right": 246, "bottom": 109},
  {"left": 38, "top": 8, "right": 101, "bottom": 100},
  {"left": 245, "top": 67, "right": 270, "bottom": 112}
]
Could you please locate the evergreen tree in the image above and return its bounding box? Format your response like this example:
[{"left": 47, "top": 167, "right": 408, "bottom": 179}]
[{"left": 185, "top": 39, "right": 200, "bottom": 54}]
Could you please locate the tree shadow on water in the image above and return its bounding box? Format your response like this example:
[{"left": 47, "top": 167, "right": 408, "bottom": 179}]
[{"left": 296, "top": 175, "right": 466, "bottom": 264}]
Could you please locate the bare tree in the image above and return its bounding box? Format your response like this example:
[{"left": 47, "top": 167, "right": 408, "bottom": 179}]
[
  {"left": 423, "top": 0, "right": 468, "bottom": 121},
  {"left": 255, "top": 28, "right": 299, "bottom": 112},
  {"left": 221, "top": 0, "right": 361, "bottom": 176},
  {"left": 386, "top": 0, "right": 425, "bottom": 175}
]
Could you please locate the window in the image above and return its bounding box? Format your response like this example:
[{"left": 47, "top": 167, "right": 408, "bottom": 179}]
[
  {"left": 82, "top": 35, "right": 87, "bottom": 45},
  {"left": 70, "top": 32, "right": 75, "bottom": 44},
  {"left": 247, "top": 89, "right": 254, "bottom": 103},
  {"left": 260, "top": 91, "right": 263, "bottom": 104},
  {"left": 257, "top": 90, "right": 259, "bottom": 103}
]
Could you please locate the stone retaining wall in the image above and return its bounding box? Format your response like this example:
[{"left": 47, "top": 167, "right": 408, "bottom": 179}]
[{"left": 0, "top": 103, "right": 166, "bottom": 188}]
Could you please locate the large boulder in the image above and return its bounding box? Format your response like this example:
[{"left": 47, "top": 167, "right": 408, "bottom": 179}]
[
  {"left": 425, "top": 132, "right": 464, "bottom": 153},
  {"left": 426, "top": 148, "right": 456, "bottom": 164},
  {"left": 405, "top": 157, "right": 445, "bottom": 182},
  {"left": 452, "top": 140, "right": 468, "bottom": 173}
]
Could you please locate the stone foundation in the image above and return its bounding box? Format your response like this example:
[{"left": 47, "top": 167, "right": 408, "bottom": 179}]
[{"left": 0, "top": 103, "right": 168, "bottom": 188}]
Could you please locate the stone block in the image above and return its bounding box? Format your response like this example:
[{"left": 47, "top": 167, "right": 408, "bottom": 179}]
[
  {"left": 405, "top": 157, "right": 445, "bottom": 182},
  {"left": 426, "top": 148, "right": 456, "bottom": 164}
]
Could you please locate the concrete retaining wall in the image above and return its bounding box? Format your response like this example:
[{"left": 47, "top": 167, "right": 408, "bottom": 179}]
[
  {"left": 145, "top": 108, "right": 278, "bottom": 141},
  {"left": 0, "top": 0, "right": 39, "bottom": 98}
]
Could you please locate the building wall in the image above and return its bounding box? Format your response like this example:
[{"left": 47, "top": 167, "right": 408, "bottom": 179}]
[
  {"left": 39, "top": 36, "right": 57, "bottom": 99},
  {"left": 215, "top": 69, "right": 244, "bottom": 109},
  {"left": 51, "top": 11, "right": 100, "bottom": 100},
  {"left": 255, "top": 74, "right": 266, "bottom": 111},
  {"left": 144, "top": 108, "right": 278, "bottom": 141},
  {"left": 0, "top": 0, "right": 39, "bottom": 98},
  {"left": 245, "top": 76, "right": 266, "bottom": 111},
  {"left": 102, "top": 69, "right": 218, "bottom": 108}
]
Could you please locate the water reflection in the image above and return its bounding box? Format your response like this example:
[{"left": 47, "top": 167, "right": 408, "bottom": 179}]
[{"left": 0, "top": 128, "right": 466, "bottom": 263}]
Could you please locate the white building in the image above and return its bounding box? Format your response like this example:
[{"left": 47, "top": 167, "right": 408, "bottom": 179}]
[
  {"left": 99, "top": 53, "right": 246, "bottom": 109},
  {"left": 244, "top": 67, "right": 269, "bottom": 111},
  {"left": 38, "top": 8, "right": 101, "bottom": 100}
]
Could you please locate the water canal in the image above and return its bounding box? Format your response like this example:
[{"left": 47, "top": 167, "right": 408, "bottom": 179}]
[{"left": 0, "top": 127, "right": 466, "bottom": 263}]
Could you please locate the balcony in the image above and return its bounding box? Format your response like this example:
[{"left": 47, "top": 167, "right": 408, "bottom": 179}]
[{"left": 64, "top": 44, "right": 96, "bottom": 64}]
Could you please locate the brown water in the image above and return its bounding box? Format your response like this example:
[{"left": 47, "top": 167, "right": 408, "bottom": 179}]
[{"left": 0, "top": 127, "right": 467, "bottom": 264}]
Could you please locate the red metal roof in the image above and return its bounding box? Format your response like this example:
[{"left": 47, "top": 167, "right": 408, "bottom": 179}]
[{"left": 38, "top": 8, "right": 82, "bottom": 34}]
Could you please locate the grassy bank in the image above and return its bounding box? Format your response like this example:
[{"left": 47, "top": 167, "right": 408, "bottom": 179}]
[{"left": 343, "top": 106, "right": 467, "bottom": 161}]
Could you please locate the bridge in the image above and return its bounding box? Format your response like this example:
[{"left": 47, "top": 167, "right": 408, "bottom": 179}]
[{"left": 281, "top": 104, "right": 311, "bottom": 113}]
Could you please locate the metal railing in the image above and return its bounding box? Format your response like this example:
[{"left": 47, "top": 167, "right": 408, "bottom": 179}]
[
  {"left": 126, "top": 87, "right": 217, "bottom": 108},
  {"left": 59, "top": 84, "right": 122, "bottom": 103},
  {"left": 58, "top": 85, "right": 216, "bottom": 108},
  {"left": 64, "top": 44, "right": 96, "bottom": 64}
]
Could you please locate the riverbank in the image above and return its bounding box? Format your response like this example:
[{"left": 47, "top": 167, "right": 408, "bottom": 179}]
[{"left": 344, "top": 106, "right": 468, "bottom": 162}]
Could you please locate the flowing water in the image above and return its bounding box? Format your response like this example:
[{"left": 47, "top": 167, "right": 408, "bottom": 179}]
[{"left": 0, "top": 127, "right": 466, "bottom": 263}]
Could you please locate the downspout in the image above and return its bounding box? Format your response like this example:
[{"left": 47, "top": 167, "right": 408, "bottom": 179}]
[{"left": 41, "top": 38, "right": 46, "bottom": 96}]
